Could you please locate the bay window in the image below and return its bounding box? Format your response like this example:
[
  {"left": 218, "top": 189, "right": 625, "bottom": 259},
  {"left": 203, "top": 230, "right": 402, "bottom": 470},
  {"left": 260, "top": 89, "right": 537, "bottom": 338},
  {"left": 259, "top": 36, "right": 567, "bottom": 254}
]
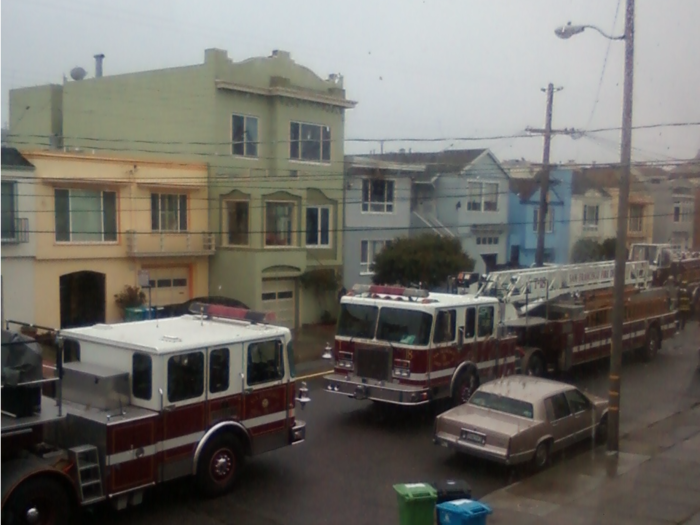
[{"left": 265, "top": 202, "right": 295, "bottom": 247}]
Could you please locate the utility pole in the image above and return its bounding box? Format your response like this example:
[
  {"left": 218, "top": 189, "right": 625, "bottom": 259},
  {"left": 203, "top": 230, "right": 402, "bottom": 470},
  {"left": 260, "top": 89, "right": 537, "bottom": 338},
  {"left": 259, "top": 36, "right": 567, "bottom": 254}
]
[
  {"left": 534, "top": 84, "right": 563, "bottom": 267},
  {"left": 608, "top": 0, "right": 635, "bottom": 455}
]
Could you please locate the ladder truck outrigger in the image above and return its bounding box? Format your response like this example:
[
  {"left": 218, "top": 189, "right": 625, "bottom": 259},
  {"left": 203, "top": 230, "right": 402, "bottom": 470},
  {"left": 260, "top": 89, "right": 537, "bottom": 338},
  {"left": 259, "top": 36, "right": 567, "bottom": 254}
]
[
  {"left": 476, "top": 259, "right": 678, "bottom": 376},
  {"left": 1, "top": 304, "right": 310, "bottom": 525}
]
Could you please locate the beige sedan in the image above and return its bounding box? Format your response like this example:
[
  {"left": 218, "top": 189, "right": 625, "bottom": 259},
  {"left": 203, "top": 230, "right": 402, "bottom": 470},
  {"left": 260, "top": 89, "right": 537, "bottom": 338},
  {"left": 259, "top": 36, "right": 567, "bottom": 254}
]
[{"left": 433, "top": 376, "right": 608, "bottom": 469}]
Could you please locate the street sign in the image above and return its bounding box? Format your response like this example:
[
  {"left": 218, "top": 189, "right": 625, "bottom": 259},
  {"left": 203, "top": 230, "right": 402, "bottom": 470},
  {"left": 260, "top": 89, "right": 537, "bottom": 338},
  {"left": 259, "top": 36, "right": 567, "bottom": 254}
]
[{"left": 138, "top": 270, "right": 151, "bottom": 288}]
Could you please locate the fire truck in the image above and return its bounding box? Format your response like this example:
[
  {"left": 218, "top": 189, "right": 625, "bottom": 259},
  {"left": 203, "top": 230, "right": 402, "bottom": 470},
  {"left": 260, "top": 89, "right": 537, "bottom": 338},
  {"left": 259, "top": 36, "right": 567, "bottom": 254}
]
[
  {"left": 323, "top": 285, "right": 520, "bottom": 407},
  {"left": 1, "top": 303, "right": 310, "bottom": 525},
  {"left": 629, "top": 243, "right": 700, "bottom": 303},
  {"left": 476, "top": 259, "right": 677, "bottom": 376}
]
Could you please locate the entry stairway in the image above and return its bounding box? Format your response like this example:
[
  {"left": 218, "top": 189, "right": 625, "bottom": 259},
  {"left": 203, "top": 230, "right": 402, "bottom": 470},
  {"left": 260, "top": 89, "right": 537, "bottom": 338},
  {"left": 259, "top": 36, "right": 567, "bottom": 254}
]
[{"left": 477, "top": 260, "right": 652, "bottom": 307}]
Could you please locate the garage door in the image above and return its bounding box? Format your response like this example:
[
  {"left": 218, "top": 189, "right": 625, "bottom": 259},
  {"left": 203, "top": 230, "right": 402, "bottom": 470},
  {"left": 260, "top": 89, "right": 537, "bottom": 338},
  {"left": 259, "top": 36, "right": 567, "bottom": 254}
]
[
  {"left": 261, "top": 279, "right": 296, "bottom": 328},
  {"left": 147, "top": 267, "right": 189, "bottom": 306}
]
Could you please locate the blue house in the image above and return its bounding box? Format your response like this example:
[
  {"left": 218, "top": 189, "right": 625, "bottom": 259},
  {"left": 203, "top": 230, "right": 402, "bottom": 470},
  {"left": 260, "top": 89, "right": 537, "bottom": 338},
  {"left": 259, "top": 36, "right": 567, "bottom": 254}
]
[{"left": 508, "top": 168, "right": 573, "bottom": 267}]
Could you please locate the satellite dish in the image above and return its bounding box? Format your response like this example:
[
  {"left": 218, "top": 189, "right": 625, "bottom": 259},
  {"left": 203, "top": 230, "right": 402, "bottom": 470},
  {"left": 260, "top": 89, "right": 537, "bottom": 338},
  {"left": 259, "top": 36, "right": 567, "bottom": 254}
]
[{"left": 70, "top": 67, "right": 87, "bottom": 81}]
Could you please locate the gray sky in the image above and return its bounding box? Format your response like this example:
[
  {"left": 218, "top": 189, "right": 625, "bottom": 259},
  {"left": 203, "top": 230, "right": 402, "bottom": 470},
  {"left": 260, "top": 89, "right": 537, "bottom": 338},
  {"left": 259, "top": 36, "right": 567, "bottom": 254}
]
[{"left": 2, "top": 0, "right": 699, "bottom": 165}]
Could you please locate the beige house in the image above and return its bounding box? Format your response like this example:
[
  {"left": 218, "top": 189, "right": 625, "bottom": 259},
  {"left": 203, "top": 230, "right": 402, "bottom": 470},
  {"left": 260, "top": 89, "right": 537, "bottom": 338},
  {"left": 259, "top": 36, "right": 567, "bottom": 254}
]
[{"left": 1, "top": 150, "right": 212, "bottom": 329}]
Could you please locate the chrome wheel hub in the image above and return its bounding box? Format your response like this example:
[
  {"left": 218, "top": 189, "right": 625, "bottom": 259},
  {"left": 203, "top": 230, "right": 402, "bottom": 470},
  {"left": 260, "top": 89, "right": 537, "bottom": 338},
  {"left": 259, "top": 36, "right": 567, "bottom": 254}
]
[
  {"left": 26, "top": 507, "right": 40, "bottom": 525},
  {"left": 212, "top": 452, "right": 232, "bottom": 479}
]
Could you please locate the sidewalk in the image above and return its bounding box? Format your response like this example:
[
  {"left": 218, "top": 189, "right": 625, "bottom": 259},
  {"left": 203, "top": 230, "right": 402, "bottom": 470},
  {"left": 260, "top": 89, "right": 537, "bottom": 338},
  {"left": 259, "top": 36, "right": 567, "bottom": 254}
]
[
  {"left": 292, "top": 324, "right": 335, "bottom": 377},
  {"left": 482, "top": 404, "right": 700, "bottom": 525}
]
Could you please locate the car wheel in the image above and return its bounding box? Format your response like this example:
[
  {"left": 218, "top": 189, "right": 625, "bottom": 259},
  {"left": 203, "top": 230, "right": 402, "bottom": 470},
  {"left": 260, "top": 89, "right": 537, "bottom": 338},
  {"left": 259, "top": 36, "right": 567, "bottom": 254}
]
[
  {"left": 196, "top": 433, "right": 244, "bottom": 498},
  {"left": 532, "top": 441, "right": 550, "bottom": 471},
  {"left": 640, "top": 327, "right": 661, "bottom": 362},
  {"left": 596, "top": 415, "right": 609, "bottom": 444},
  {"left": 452, "top": 368, "right": 479, "bottom": 406}
]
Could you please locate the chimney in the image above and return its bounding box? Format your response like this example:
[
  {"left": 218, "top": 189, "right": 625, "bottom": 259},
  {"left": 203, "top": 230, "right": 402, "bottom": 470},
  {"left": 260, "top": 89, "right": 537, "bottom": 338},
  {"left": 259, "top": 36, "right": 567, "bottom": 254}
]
[{"left": 94, "top": 54, "right": 105, "bottom": 78}]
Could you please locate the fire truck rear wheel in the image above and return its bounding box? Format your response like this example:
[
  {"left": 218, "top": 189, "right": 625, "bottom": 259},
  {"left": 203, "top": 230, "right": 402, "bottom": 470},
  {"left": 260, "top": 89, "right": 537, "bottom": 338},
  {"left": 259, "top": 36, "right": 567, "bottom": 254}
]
[
  {"left": 2, "top": 475, "right": 74, "bottom": 525},
  {"left": 452, "top": 367, "right": 479, "bottom": 406},
  {"left": 196, "top": 433, "right": 244, "bottom": 498},
  {"left": 522, "top": 350, "right": 546, "bottom": 378}
]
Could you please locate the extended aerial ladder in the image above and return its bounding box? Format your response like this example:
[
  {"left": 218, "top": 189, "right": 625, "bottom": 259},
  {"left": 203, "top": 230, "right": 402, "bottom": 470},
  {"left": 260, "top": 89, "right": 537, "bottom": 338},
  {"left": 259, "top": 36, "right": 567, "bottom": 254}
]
[{"left": 477, "top": 260, "right": 652, "bottom": 311}]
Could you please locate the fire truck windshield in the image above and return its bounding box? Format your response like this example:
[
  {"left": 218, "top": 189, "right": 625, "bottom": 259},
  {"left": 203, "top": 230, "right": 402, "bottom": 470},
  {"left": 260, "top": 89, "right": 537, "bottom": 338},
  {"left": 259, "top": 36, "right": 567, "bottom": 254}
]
[
  {"left": 376, "top": 307, "right": 432, "bottom": 346},
  {"left": 337, "top": 304, "right": 379, "bottom": 339}
]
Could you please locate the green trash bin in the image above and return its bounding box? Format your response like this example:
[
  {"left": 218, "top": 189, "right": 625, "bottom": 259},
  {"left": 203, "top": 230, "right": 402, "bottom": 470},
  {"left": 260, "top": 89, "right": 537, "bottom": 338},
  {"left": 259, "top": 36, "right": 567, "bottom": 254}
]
[{"left": 394, "top": 483, "right": 438, "bottom": 525}]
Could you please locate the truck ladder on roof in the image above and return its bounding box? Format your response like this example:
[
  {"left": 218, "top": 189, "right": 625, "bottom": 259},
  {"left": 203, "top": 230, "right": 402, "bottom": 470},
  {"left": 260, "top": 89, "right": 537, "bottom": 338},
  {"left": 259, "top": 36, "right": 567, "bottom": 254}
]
[{"left": 477, "top": 260, "right": 652, "bottom": 305}]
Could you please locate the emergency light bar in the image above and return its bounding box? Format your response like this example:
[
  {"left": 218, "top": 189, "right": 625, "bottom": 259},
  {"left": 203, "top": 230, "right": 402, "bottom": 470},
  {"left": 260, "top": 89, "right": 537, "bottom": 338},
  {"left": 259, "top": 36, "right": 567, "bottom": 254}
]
[
  {"left": 350, "top": 284, "right": 430, "bottom": 298},
  {"left": 187, "top": 302, "right": 276, "bottom": 324}
]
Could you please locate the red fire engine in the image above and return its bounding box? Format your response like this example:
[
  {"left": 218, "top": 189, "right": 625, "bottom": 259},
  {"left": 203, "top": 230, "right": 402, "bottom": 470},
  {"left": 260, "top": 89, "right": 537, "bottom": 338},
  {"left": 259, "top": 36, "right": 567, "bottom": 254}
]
[
  {"left": 323, "top": 285, "right": 520, "bottom": 406},
  {"left": 1, "top": 303, "right": 309, "bottom": 524},
  {"left": 476, "top": 260, "right": 677, "bottom": 375},
  {"left": 629, "top": 243, "right": 700, "bottom": 302}
]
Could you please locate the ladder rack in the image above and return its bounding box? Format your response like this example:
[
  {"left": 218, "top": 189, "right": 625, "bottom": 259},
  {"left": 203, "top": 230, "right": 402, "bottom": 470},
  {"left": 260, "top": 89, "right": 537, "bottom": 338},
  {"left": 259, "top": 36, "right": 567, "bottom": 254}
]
[{"left": 477, "top": 260, "right": 652, "bottom": 305}]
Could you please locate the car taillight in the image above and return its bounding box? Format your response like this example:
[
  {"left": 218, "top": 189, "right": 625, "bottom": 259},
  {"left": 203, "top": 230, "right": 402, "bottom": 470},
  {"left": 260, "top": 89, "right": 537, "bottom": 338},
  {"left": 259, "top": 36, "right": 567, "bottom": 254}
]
[
  {"left": 393, "top": 359, "right": 411, "bottom": 378},
  {"left": 337, "top": 351, "right": 353, "bottom": 369}
]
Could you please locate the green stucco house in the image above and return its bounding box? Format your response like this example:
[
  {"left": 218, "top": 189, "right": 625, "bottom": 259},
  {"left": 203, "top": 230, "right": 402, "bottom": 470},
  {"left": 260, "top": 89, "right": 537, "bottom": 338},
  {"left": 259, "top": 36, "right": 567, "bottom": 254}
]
[{"left": 9, "top": 48, "right": 356, "bottom": 328}]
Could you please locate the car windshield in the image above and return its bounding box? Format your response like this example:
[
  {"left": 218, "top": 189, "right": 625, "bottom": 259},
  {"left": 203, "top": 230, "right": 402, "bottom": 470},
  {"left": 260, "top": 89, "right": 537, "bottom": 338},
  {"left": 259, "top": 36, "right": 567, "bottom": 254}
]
[
  {"left": 469, "top": 391, "right": 534, "bottom": 419},
  {"left": 376, "top": 307, "right": 432, "bottom": 346},
  {"left": 337, "top": 304, "right": 378, "bottom": 339}
]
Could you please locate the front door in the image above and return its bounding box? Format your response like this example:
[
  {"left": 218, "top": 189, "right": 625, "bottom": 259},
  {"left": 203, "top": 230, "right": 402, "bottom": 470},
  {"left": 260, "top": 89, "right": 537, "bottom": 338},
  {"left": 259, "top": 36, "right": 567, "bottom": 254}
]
[
  {"left": 242, "top": 338, "right": 289, "bottom": 454},
  {"left": 206, "top": 344, "right": 244, "bottom": 427},
  {"left": 160, "top": 350, "right": 206, "bottom": 482},
  {"left": 565, "top": 388, "right": 596, "bottom": 442}
]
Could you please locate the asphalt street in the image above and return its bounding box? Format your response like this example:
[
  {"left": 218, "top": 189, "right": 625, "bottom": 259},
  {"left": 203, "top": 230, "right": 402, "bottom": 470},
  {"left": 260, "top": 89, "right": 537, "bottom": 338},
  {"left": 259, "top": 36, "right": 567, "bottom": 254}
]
[{"left": 88, "top": 328, "right": 700, "bottom": 525}]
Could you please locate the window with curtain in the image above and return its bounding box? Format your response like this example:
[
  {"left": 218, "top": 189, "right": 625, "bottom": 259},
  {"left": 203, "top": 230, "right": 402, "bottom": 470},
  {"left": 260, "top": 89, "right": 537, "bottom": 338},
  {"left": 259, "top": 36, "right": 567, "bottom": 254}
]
[
  {"left": 265, "top": 202, "right": 294, "bottom": 246},
  {"left": 151, "top": 193, "right": 187, "bottom": 232},
  {"left": 54, "top": 188, "right": 117, "bottom": 242}
]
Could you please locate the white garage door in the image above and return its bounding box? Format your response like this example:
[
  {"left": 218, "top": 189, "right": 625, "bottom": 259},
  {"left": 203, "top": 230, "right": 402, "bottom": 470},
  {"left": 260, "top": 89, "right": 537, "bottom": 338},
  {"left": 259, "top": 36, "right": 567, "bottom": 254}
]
[
  {"left": 262, "top": 279, "right": 296, "bottom": 328},
  {"left": 147, "top": 267, "right": 189, "bottom": 306}
]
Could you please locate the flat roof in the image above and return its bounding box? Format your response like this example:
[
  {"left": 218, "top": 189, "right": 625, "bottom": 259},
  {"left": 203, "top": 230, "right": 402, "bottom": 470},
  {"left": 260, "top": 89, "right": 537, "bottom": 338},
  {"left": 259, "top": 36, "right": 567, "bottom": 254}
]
[
  {"left": 60, "top": 315, "right": 290, "bottom": 355},
  {"left": 342, "top": 291, "right": 498, "bottom": 309},
  {"left": 479, "top": 375, "right": 572, "bottom": 404}
]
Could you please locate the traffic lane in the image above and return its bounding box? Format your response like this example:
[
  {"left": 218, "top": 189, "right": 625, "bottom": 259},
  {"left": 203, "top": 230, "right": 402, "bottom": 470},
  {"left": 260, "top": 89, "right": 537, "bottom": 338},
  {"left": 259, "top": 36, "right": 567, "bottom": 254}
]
[
  {"left": 558, "top": 325, "right": 700, "bottom": 434},
  {"left": 86, "top": 335, "right": 700, "bottom": 525},
  {"left": 87, "top": 381, "right": 512, "bottom": 525}
]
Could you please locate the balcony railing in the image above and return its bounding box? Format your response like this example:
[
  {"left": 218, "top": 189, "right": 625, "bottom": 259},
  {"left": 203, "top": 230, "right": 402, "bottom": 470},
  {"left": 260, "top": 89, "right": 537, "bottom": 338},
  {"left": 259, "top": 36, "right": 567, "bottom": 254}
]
[
  {"left": 1, "top": 218, "right": 29, "bottom": 244},
  {"left": 125, "top": 230, "right": 215, "bottom": 257}
]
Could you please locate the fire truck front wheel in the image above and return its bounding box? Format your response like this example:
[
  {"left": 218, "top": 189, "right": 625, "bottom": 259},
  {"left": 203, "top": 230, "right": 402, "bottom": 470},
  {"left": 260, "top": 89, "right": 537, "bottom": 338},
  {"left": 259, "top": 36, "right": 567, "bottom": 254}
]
[
  {"left": 2, "top": 475, "right": 74, "bottom": 525},
  {"left": 452, "top": 367, "right": 480, "bottom": 406},
  {"left": 196, "top": 433, "right": 244, "bottom": 498}
]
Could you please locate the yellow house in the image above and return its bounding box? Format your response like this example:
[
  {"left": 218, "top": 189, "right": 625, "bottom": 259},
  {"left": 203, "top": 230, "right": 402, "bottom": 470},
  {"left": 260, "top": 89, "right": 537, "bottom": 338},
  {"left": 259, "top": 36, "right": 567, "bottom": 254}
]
[{"left": 1, "top": 150, "right": 212, "bottom": 329}]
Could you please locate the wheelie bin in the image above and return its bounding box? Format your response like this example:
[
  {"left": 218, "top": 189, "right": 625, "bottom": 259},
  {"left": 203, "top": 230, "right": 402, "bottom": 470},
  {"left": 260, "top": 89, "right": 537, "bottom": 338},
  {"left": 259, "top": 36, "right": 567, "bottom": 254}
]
[
  {"left": 436, "top": 499, "right": 493, "bottom": 525},
  {"left": 393, "top": 483, "right": 437, "bottom": 525},
  {"left": 431, "top": 480, "right": 473, "bottom": 524}
]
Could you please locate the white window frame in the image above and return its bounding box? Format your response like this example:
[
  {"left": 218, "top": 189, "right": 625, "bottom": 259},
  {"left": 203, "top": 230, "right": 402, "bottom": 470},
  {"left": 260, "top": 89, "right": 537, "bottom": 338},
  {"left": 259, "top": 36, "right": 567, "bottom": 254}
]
[
  {"left": 231, "top": 114, "right": 259, "bottom": 158},
  {"left": 264, "top": 200, "right": 296, "bottom": 248},
  {"left": 305, "top": 205, "right": 332, "bottom": 249},
  {"left": 467, "top": 182, "right": 499, "bottom": 212},
  {"left": 289, "top": 121, "right": 331, "bottom": 164},
  {"left": 360, "top": 240, "right": 391, "bottom": 275},
  {"left": 224, "top": 200, "right": 250, "bottom": 246},
  {"left": 151, "top": 193, "right": 188, "bottom": 232},
  {"left": 533, "top": 207, "right": 554, "bottom": 233},
  {"left": 628, "top": 204, "right": 644, "bottom": 233},
  {"left": 673, "top": 200, "right": 691, "bottom": 223},
  {"left": 55, "top": 188, "right": 118, "bottom": 244},
  {"left": 583, "top": 204, "right": 599, "bottom": 230},
  {"left": 361, "top": 179, "right": 395, "bottom": 214}
]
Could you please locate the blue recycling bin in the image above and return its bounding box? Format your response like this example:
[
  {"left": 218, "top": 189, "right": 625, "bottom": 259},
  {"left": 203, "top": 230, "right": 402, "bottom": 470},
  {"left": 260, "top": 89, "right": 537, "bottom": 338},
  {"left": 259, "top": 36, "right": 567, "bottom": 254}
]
[{"left": 436, "top": 499, "right": 492, "bottom": 525}]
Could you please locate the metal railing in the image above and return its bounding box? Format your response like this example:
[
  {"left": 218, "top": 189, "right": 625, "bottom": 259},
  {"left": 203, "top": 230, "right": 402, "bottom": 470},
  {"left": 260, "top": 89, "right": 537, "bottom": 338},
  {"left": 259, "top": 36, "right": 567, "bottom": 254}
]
[
  {"left": 1, "top": 217, "right": 29, "bottom": 244},
  {"left": 125, "top": 230, "right": 215, "bottom": 257}
]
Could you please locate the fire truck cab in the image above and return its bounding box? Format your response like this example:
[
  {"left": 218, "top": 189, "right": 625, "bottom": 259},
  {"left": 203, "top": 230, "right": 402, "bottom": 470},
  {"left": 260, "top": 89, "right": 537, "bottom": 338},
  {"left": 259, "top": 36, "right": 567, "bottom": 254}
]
[
  {"left": 323, "top": 284, "right": 519, "bottom": 407},
  {"left": 1, "top": 303, "right": 309, "bottom": 524}
]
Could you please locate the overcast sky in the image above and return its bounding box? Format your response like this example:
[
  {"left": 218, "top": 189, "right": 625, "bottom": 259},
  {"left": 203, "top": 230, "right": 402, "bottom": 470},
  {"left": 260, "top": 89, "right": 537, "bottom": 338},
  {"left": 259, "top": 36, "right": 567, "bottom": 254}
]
[{"left": 2, "top": 0, "right": 699, "bottom": 165}]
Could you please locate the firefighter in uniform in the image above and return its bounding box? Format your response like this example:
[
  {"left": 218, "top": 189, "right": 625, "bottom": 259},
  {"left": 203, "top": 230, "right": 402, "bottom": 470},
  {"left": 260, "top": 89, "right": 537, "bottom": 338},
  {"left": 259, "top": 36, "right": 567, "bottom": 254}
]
[{"left": 678, "top": 281, "right": 691, "bottom": 331}]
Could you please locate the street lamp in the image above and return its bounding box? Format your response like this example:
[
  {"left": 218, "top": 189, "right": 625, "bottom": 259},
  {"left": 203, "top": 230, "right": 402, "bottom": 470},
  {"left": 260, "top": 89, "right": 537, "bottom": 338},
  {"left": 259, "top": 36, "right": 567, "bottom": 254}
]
[{"left": 555, "top": 0, "right": 635, "bottom": 455}]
